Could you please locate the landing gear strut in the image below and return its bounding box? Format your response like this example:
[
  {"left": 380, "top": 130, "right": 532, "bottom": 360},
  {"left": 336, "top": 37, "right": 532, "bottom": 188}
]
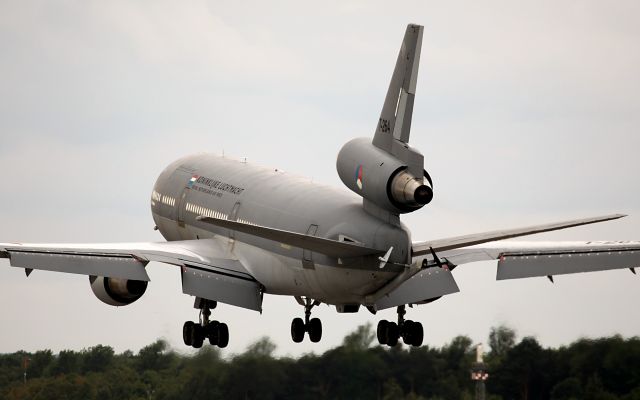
[
  {"left": 291, "top": 297, "right": 322, "bottom": 343},
  {"left": 377, "top": 305, "right": 423, "bottom": 347},
  {"left": 182, "top": 298, "right": 229, "bottom": 348}
]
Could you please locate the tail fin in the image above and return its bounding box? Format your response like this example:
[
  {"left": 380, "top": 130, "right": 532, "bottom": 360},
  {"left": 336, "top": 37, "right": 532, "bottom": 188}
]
[{"left": 372, "top": 24, "right": 423, "bottom": 153}]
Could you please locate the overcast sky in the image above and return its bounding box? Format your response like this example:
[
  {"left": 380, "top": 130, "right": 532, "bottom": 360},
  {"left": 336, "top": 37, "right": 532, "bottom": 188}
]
[{"left": 1, "top": 1, "right": 639, "bottom": 357}]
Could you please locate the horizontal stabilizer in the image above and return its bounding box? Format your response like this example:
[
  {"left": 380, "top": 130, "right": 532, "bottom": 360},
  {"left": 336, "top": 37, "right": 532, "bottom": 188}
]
[
  {"left": 197, "top": 216, "right": 385, "bottom": 258},
  {"left": 412, "top": 214, "right": 626, "bottom": 256}
]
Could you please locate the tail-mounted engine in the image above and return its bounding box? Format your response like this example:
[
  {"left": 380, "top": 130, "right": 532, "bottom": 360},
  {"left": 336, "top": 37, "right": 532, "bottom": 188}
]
[
  {"left": 337, "top": 25, "right": 432, "bottom": 215},
  {"left": 90, "top": 275, "right": 148, "bottom": 306},
  {"left": 337, "top": 138, "right": 432, "bottom": 214}
]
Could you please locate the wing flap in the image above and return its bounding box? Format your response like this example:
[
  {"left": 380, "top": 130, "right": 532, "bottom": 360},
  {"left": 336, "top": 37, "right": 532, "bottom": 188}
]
[
  {"left": 496, "top": 245, "right": 640, "bottom": 280},
  {"left": 7, "top": 249, "right": 150, "bottom": 281},
  {"left": 374, "top": 266, "right": 459, "bottom": 311},
  {"left": 412, "top": 214, "right": 626, "bottom": 256},
  {"left": 433, "top": 241, "right": 640, "bottom": 280},
  {"left": 181, "top": 263, "right": 262, "bottom": 311}
]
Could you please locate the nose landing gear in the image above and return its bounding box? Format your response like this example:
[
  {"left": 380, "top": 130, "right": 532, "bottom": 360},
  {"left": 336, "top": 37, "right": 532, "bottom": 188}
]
[
  {"left": 377, "top": 305, "right": 423, "bottom": 347},
  {"left": 291, "top": 297, "right": 323, "bottom": 343},
  {"left": 182, "top": 298, "right": 229, "bottom": 348}
]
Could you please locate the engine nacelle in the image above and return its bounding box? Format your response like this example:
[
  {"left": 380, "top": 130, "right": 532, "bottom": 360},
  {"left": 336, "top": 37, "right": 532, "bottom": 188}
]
[
  {"left": 337, "top": 137, "right": 433, "bottom": 213},
  {"left": 89, "top": 276, "right": 148, "bottom": 306}
]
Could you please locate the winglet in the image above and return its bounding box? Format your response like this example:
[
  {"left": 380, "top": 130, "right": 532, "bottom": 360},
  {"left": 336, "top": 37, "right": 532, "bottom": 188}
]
[{"left": 372, "top": 24, "right": 423, "bottom": 153}]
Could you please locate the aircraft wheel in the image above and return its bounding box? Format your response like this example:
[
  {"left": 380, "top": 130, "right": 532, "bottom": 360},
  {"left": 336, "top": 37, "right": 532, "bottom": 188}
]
[
  {"left": 191, "top": 325, "right": 204, "bottom": 349},
  {"left": 411, "top": 322, "right": 424, "bottom": 347},
  {"left": 308, "top": 318, "right": 322, "bottom": 343},
  {"left": 377, "top": 320, "right": 389, "bottom": 345},
  {"left": 291, "top": 317, "right": 305, "bottom": 343},
  {"left": 183, "top": 321, "right": 195, "bottom": 346},
  {"left": 206, "top": 321, "right": 220, "bottom": 346},
  {"left": 217, "top": 323, "right": 229, "bottom": 348},
  {"left": 402, "top": 320, "right": 414, "bottom": 345},
  {"left": 386, "top": 322, "right": 399, "bottom": 347}
]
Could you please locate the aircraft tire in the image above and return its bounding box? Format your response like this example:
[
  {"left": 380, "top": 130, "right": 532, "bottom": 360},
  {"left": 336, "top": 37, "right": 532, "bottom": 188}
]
[
  {"left": 411, "top": 322, "right": 424, "bottom": 347},
  {"left": 377, "top": 320, "right": 389, "bottom": 345},
  {"left": 387, "top": 322, "right": 399, "bottom": 346},
  {"left": 206, "top": 321, "right": 220, "bottom": 346},
  {"left": 217, "top": 323, "right": 229, "bottom": 348},
  {"left": 402, "top": 320, "right": 414, "bottom": 345},
  {"left": 308, "top": 318, "right": 322, "bottom": 343},
  {"left": 192, "top": 325, "right": 204, "bottom": 349},
  {"left": 291, "top": 317, "right": 305, "bottom": 343},
  {"left": 183, "top": 321, "right": 195, "bottom": 346}
]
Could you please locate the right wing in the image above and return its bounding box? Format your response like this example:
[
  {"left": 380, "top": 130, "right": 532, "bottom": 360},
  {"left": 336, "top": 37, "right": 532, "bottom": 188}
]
[
  {"left": 0, "top": 239, "right": 263, "bottom": 311},
  {"left": 438, "top": 241, "right": 640, "bottom": 280},
  {"left": 412, "top": 214, "right": 626, "bottom": 255}
]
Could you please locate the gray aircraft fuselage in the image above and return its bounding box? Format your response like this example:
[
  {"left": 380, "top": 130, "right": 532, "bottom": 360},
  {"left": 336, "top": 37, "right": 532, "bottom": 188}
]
[{"left": 151, "top": 153, "right": 409, "bottom": 305}]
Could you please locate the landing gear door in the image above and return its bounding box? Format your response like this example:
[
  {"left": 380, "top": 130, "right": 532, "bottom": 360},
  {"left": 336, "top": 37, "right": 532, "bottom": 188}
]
[{"left": 302, "top": 224, "right": 318, "bottom": 269}]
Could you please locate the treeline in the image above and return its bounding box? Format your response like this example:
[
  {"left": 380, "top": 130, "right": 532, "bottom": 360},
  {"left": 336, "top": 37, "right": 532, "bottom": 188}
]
[{"left": 1, "top": 324, "right": 639, "bottom": 400}]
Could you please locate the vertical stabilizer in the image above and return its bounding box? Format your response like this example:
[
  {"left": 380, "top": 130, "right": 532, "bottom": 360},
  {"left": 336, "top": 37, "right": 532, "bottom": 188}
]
[{"left": 372, "top": 24, "right": 423, "bottom": 154}]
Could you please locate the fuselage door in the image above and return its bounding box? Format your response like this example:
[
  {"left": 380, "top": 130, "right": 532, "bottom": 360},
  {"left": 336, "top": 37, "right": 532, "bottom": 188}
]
[
  {"left": 176, "top": 189, "right": 189, "bottom": 228},
  {"left": 228, "top": 202, "right": 241, "bottom": 239},
  {"left": 302, "top": 224, "right": 318, "bottom": 269}
]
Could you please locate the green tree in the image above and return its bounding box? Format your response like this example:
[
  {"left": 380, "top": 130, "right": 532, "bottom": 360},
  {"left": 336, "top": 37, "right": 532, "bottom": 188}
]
[
  {"left": 342, "top": 323, "right": 376, "bottom": 351},
  {"left": 551, "top": 377, "right": 582, "bottom": 400},
  {"left": 28, "top": 349, "right": 54, "bottom": 378},
  {"left": 489, "top": 325, "right": 516, "bottom": 358},
  {"left": 246, "top": 336, "right": 277, "bottom": 357},
  {"left": 382, "top": 377, "right": 405, "bottom": 400},
  {"left": 50, "top": 349, "right": 81, "bottom": 376},
  {"left": 136, "top": 339, "right": 173, "bottom": 372},
  {"left": 82, "top": 345, "right": 114, "bottom": 373}
]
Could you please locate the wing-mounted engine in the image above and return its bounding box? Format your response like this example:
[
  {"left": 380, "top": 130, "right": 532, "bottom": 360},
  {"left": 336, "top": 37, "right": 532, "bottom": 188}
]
[
  {"left": 89, "top": 275, "right": 148, "bottom": 306},
  {"left": 337, "top": 138, "right": 432, "bottom": 213},
  {"left": 337, "top": 24, "right": 432, "bottom": 215}
]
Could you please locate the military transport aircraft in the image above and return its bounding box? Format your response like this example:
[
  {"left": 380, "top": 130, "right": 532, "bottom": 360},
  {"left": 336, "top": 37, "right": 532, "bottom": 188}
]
[{"left": 2, "top": 24, "right": 639, "bottom": 349}]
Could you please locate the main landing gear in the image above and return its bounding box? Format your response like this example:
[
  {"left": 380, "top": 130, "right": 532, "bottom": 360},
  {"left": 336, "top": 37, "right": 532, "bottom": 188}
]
[
  {"left": 182, "top": 298, "right": 229, "bottom": 349},
  {"left": 291, "top": 297, "right": 322, "bottom": 343},
  {"left": 377, "top": 305, "right": 423, "bottom": 347}
]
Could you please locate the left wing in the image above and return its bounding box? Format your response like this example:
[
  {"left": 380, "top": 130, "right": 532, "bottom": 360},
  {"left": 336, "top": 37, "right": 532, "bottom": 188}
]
[{"left": 0, "top": 239, "right": 263, "bottom": 311}]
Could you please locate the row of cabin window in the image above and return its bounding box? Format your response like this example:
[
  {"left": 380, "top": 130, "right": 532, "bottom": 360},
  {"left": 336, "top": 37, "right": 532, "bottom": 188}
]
[
  {"left": 153, "top": 193, "right": 256, "bottom": 226},
  {"left": 155, "top": 192, "right": 175, "bottom": 207},
  {"left": 186, "top": 203, "right": 227, "bottom": 220}
]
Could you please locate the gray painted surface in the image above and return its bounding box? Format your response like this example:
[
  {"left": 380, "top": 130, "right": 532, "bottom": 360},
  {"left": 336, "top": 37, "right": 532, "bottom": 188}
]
[
  {"left": 181, "top": 265, "right": 262, "bottom": 311},
  {"left": 7, "top": 250, "right": 149, "bottom": 281},
  {"left": 497, "top": 247, "right": 640, "bottom": 280},
  {"left": 374, "top": 267, "right": 459, "bottom": 310}
]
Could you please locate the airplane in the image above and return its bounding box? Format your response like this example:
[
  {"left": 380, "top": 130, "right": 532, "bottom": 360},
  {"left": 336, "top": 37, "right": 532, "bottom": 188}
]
[{"left": 2, "top": 24, "right": 639, "bottom": 349}]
